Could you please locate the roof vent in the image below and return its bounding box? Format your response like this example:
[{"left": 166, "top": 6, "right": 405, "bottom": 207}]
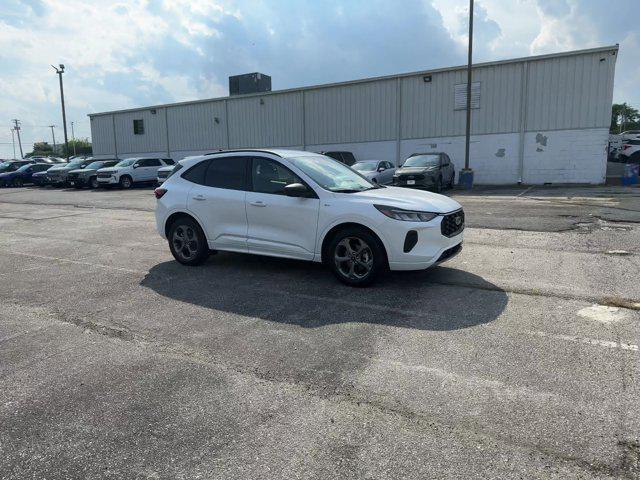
[{"left": 229, "top": 73, "right": 272, "bottom": 96}]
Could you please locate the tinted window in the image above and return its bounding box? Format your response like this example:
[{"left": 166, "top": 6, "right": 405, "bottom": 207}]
[
  {"left": 34, "top": 164, "right": 51, "bottom": 172},
  {"left": 251, "top": 158, "right": 303, "bottom": 195},
  {"left": 133, "top": 119, "right": 144, "bottom": 135},
  {"left": 628, "top": 140, "right": 640, "bottom": 145},
  {"left": 205, "top": 157, "right": 247, "bottom": 190},
  {"left": 140, "top": 159, "right": 161, "bottom": 167},
  {"left": 163, "top": 158, "right": 175, "bottom": 165},
  {"left": 340, "top": 152, "right": 356, "bottom": 166},
  {"left": 181, "top": 160, "right": 210, "bottom": 185}
]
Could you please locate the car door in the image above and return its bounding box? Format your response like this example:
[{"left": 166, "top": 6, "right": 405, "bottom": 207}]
[
  {"left": 138, "top": 158, "right": 161, "bottom": 181},
  {"left": 245, "top": 157, "right": 320, "bottom": 260},
  {"left": 186, "top": 156, "right": 249, "bottom": 253},
  {"left": 442, "top": 154, "right": 454, "bottom": 184},
  {"left": 378, "top": 161, "right": 394, "bottom": 184}
]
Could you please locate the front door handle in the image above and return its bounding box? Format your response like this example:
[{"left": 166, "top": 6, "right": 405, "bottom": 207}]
[
  {"left": 193, "top": 194, "right": 206, "bottom": 201},
  {"left": 249, "top": 200, "right": 266, "bottom": 207}
]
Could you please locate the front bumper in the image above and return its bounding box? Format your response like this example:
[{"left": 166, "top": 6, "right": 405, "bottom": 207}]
[
  {"left": 97, "top": 175, "right": 119, "bottom": 185},
  {"left": 393, "top": 175, "right": 437, "bottom": 189},
  {"left": 67, "top": 176, "right": 89, "bottom": 187},
  {"left": 382, "top": 211, "right": 464, "bottom": 271}
]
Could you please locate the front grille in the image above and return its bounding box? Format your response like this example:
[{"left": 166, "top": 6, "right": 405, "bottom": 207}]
[
  {"left": 398, "top": 174, "right": 425, "bottom": 181},
  {"left": 437, "top": 243, "right": 462, "bottom": 262},
  {"left": 98, "top": 172, "right": 112, "bottom": 179},
  {"left": 440, "top": 210, "right": 465, "bottom": 237},
  {"left": 67, "top": 173, "right": 78, "bottom": 180}
]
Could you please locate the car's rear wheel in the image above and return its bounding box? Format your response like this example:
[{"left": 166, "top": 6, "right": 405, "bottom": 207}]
[
  {"left": 119, "top": 175, "right": 132, "bottom": 189},
  {"left": 168, "top": 217, "right": 209, "bottom": 266},
  {"left": 327, "top": 227, "right": 386, "bottom": 287},
  {"left": 90, "top": 177, "right": 99, "bottom": 189},
  {"left": 12, "top": 178, "right": 23, "bottom": 187}
]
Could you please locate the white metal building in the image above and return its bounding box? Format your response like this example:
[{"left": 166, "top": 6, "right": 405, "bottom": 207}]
[{"left": 88, "top": 45, "right": 618, "bottom": 184}]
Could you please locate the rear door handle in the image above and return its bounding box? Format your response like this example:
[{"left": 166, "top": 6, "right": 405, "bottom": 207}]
[
  {"left": 249, "top": 201, "right": 266, "bottom": 207},
  {"left": 192, "top": 194, "right": 206, "bottom": 201}
]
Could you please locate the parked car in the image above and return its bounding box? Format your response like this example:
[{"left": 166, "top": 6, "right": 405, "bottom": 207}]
[
  {"left": 0, "top": 160, "right": 33, "bottom": 174},
  {"left": 154, "top": 149, "right": 464, "bottom": 286},
  {"left": 97, "top": 157, "right": 175, "bottom": 189},
  {"left": 393, "top": 153, "right": 455, "bottom": 192},
  {"left": 352, "top": 160, "right": 396, "bottom": 184},
  {"left": 0, "top": 163, "right": 52, "bottom": 187},
  {"left": 45, "top": 158, "right": 95, "bottom": 187},
  {"left": 29, "top": 156, "right": 66, "bottom": 164},
  {"left": 31, "top": 169, "right": 50, "bottom": 186},
  {"left": 319, "top": 151, "right": 357, "bottom": 166},
  {"left": 156, "top": 165, "right": 176, "bottom": 185},
  {"left": 617, "top": 139, "right": 640, "bottom": 163},
  {"left": 620, "top": 130, "right": 640, "bottom": 142},
  {"left": 67, "top": 159, "right": 120, "bottom": 189}
]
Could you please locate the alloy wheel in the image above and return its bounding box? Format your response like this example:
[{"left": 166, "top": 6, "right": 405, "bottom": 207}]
[
  {"left": 172, "top": 225, "right": 199, "bottom": 262},
  {"left": 334, "top": 236, "right": 374, "bottom": 280}
]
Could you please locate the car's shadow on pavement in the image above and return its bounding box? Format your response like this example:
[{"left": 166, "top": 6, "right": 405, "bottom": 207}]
[{"left": 141, "top": 253, "right": 508, "bottom": 331}]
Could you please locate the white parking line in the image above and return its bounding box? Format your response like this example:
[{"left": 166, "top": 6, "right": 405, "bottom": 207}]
[
  {"left": 5, "top": 251, "right": 146, "bottom": 274},
  {"left": 527, "top": 330, "right": 638, "bottom": 352}
]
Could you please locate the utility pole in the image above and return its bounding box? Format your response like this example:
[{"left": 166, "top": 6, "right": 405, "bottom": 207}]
[
  {"left": 49, "top": 125, "right": 57, "bottom": 152},
  {"left": 10, "top": 128, "right": 16, "bottom": 159},
  {"left": 52, "top": 64, "right": 69, "bottom": 159},
  {"left": 460, "top": 0, "right": 475, "bottom": 189},
  {"left": 71, "top": 121, "right": 77, "bottom": 156},
  {"left": 12, "top": 119, "right": 23, "bottom": 158}
]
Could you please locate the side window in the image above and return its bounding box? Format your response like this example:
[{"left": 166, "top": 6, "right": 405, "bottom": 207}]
[
  {"left": 163, "top": 158, "right": 175, "bottom": 165},
  {"left": 251, "top": 157, "right": 303, "bottom": 195},
  {"left": 204, "top": 157, "right": 247, "bottom": 190},
  {"left": 133, "top": 119, "right": 144, "bottom": 135},
  {"left": 181, "top": 160, "right": 210, "bottom": 185},
  {"left": 146, "top": 159, "right": 162, "bottom": 167},
  {"left": 384, "top": 162, "right": 393, "bottom": 169},
  {"left": 36, "top": 165, "right": 49, "bottom": 172},
  {"left": 341, "top": 152, "right": 356, "bottom": 166}
]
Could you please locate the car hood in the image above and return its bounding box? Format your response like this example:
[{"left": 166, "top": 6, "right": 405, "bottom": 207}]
[
  {"left": 348, "top": 186, "right": 461, "bottom": 213},
  {"left": 395, "top": 167, "right": 437, "bottom": 175},
  {"left": 48, "top": 166, "right": 74, "bottom": 172},
  {"left": 97, "top": 168, "right": 117, "bottom": 174},
  {"left": 69, "top": 168, "right": 95, "bottom": 175}
]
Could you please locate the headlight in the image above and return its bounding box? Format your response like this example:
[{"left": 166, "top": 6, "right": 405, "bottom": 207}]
[{"left": 374, "top": 204, "right": 438, "bottom": 222}]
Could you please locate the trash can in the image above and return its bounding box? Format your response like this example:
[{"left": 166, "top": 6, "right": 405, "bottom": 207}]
[
  {"left": 458, "top": 169, "right": 474, "bottom": 190},
  {"left": 622, "top": 164, "right": 639, "bottom": 186}
]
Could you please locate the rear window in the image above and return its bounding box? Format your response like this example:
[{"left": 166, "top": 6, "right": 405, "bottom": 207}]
[{"left": 163, "top": 158, "right": 175, "bottom": 165}]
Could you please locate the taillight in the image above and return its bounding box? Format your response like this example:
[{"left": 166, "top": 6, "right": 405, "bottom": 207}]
[{"left": 154, "top": 188, "right": 167, "bottom": 199}]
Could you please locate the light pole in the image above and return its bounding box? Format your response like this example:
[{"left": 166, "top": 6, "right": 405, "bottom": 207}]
[
  {"left": 49, "top": 125, "right": 57, "bottom": 152},
  {"left": 51, "top": 64, "right": 69, "bottom": 160},
  {"left": 71, "top": 121, "right": 77, "bottom": 156},
  {"left": 10, "top": 128, "right": 16, "bottom": 159},
  {"left": 460, "top": 0, "right": 475, "bottom": 189},
  {"left": 12, "top": 119, "right": 23, "bottom": 159}
]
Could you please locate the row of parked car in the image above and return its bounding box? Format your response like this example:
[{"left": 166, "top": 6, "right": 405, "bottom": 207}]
[{"left": 0, "top": 150, "right": 457, "bottom": 192}]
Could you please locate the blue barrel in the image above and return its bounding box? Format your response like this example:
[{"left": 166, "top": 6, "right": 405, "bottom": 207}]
[
  {"left": 622, "top": 164, "right": 639, "bottom": 186},
  {"left": 458, "top": 169, "right": 474, "bottom": 189}
]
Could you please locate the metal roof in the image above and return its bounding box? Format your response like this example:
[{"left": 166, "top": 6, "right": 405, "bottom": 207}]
[{"left": 88, "top": 45, "right": 619, "bottom": 118}]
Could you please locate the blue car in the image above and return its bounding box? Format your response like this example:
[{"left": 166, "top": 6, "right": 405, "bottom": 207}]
[{"left": 0, "top": 163, "right": 52, "bottom": 187}]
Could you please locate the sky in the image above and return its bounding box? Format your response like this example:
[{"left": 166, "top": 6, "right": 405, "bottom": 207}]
[{"left": 0, "top": 0, "right": 638, "bottom": 158}]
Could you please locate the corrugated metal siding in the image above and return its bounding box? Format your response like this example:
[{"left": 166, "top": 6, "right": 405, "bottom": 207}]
[
  {"left": 90, "top": 115, "right": 115, "bottom": 155},
  {"left": 113, "top": 109, "right": 168, "bottom": 154},
  {"left": 227, "top": 92, "right": 302, "bottom": 148},
  {"left": 167, "top": 101, "right": 227, "bottom": 151},
  {"left": 304, "top": 80, "right": 397, "bottom": 145},
  {"left": 525, "top": 51, "right": 616, "bottom": 131},
  {"left": 401, "top": 62, "right": 522, "bottom": 138}
]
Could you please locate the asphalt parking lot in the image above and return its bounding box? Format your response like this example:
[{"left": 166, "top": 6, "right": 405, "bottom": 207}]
[{"left": 1, "top": 184, "right": 639, "bottom": 479}]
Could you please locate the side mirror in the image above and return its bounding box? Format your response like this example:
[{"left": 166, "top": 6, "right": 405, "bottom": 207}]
[
  {"left": 284, "top": 183, "right": 313, "bottom": 198},
  {"left": 132, "top": 164, "right": 139, "bottom": 169},
  {"left": 377, "top": 166, "right": 386, "bottom": 172}
]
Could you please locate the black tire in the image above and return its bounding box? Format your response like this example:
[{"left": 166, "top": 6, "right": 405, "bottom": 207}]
[
  {"left": 168, "top": 217, "right": 210, "bottom": 266},
  {"left": 448, "top": 172, "right": 455, "bottom": 189},
  {"left": 90, "top": 177, "right": 99, "bottom": 189},
  {"left": 13, "top": 178, "right": 23, "bottom": 187},
  {"left": 119, "top": 175, "right": 133, "bottom": 189},
  {"left": 326, "top": 226, "right": 387, "bottom": 287}
]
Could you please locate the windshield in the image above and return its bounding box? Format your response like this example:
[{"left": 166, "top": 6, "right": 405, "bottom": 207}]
[
  {"left": 115, "top": 158, "right": 137, "bottom": 168},
  {"left": 84, "top": 161, "right": 105, "bottom": 170},
  {"left": 17, "top": 164, "right": 33, "bottom": 172},
  {"left": 402, "top": 155, "right": 440, "bottom": 168},
  {"left": 292, "top": 155, "right": 376, "bottom": 193},
  {"left": 352, "top": 161, "right": 379, "bottom": 172},
  {"left": 65, "top": 159, "right": 86, "bottom": 169}
]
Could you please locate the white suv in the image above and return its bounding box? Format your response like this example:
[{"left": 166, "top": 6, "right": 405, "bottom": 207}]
[
  {"left": 97, "top": 157, "right": 175, "bottom": 188},
  {"left": 154, "top": 149, "right": 464, "bottom": 286}
]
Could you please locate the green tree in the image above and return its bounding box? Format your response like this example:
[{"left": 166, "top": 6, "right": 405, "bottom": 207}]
[
  {"left": 611, "top": 103, "right": 640, "bottom": 133},
  {"left": 26, "top": 142, "right": 54, "bottom": 157},
  {"left": 62, "top": 138, "right": 93, "bottom": 157}
]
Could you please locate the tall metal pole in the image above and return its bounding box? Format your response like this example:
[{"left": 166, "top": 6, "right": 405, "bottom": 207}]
[
  {"left": 71, "top": 121, "right": 76, "bottom": 156},
  {"left": 12, "top": 119, "right": 23, "bottom": 158},
  {"left": 49, "top": 125, "right": 57, "bottom": 152},
  {"left": 464, "top": 0, "right": 474, "bottom": 171},
  {"left": 11, "top": 128, "right": 16, "bottom": 159},
  {"left": 52, "top": 64, "right": 69, "bottom": 160}
]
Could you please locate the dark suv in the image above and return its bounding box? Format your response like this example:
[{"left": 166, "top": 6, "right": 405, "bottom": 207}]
[{"left": 393, "top": 152, "right": 455, "bottom": 192}]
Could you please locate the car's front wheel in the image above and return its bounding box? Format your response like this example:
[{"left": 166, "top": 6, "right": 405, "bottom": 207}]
[
  {"left": 327, "top": 227, "right": 386, "bottom": 287},
  {"left": 119, "top": 175, "right": 132, "bottom": 189},
  {"left": 90, "top": 177, "right": 99, "bottom": 189},
  {"left": 168, "top": 217, "right": 210, "bottom": 266},
  {"left": 12, "top": 178, "right": 23, "bottom": 187}
]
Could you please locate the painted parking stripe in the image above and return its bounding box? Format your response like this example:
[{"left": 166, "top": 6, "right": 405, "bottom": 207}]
[{"left": 526, "top": 330, "right": 638, "bottom": 352}]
